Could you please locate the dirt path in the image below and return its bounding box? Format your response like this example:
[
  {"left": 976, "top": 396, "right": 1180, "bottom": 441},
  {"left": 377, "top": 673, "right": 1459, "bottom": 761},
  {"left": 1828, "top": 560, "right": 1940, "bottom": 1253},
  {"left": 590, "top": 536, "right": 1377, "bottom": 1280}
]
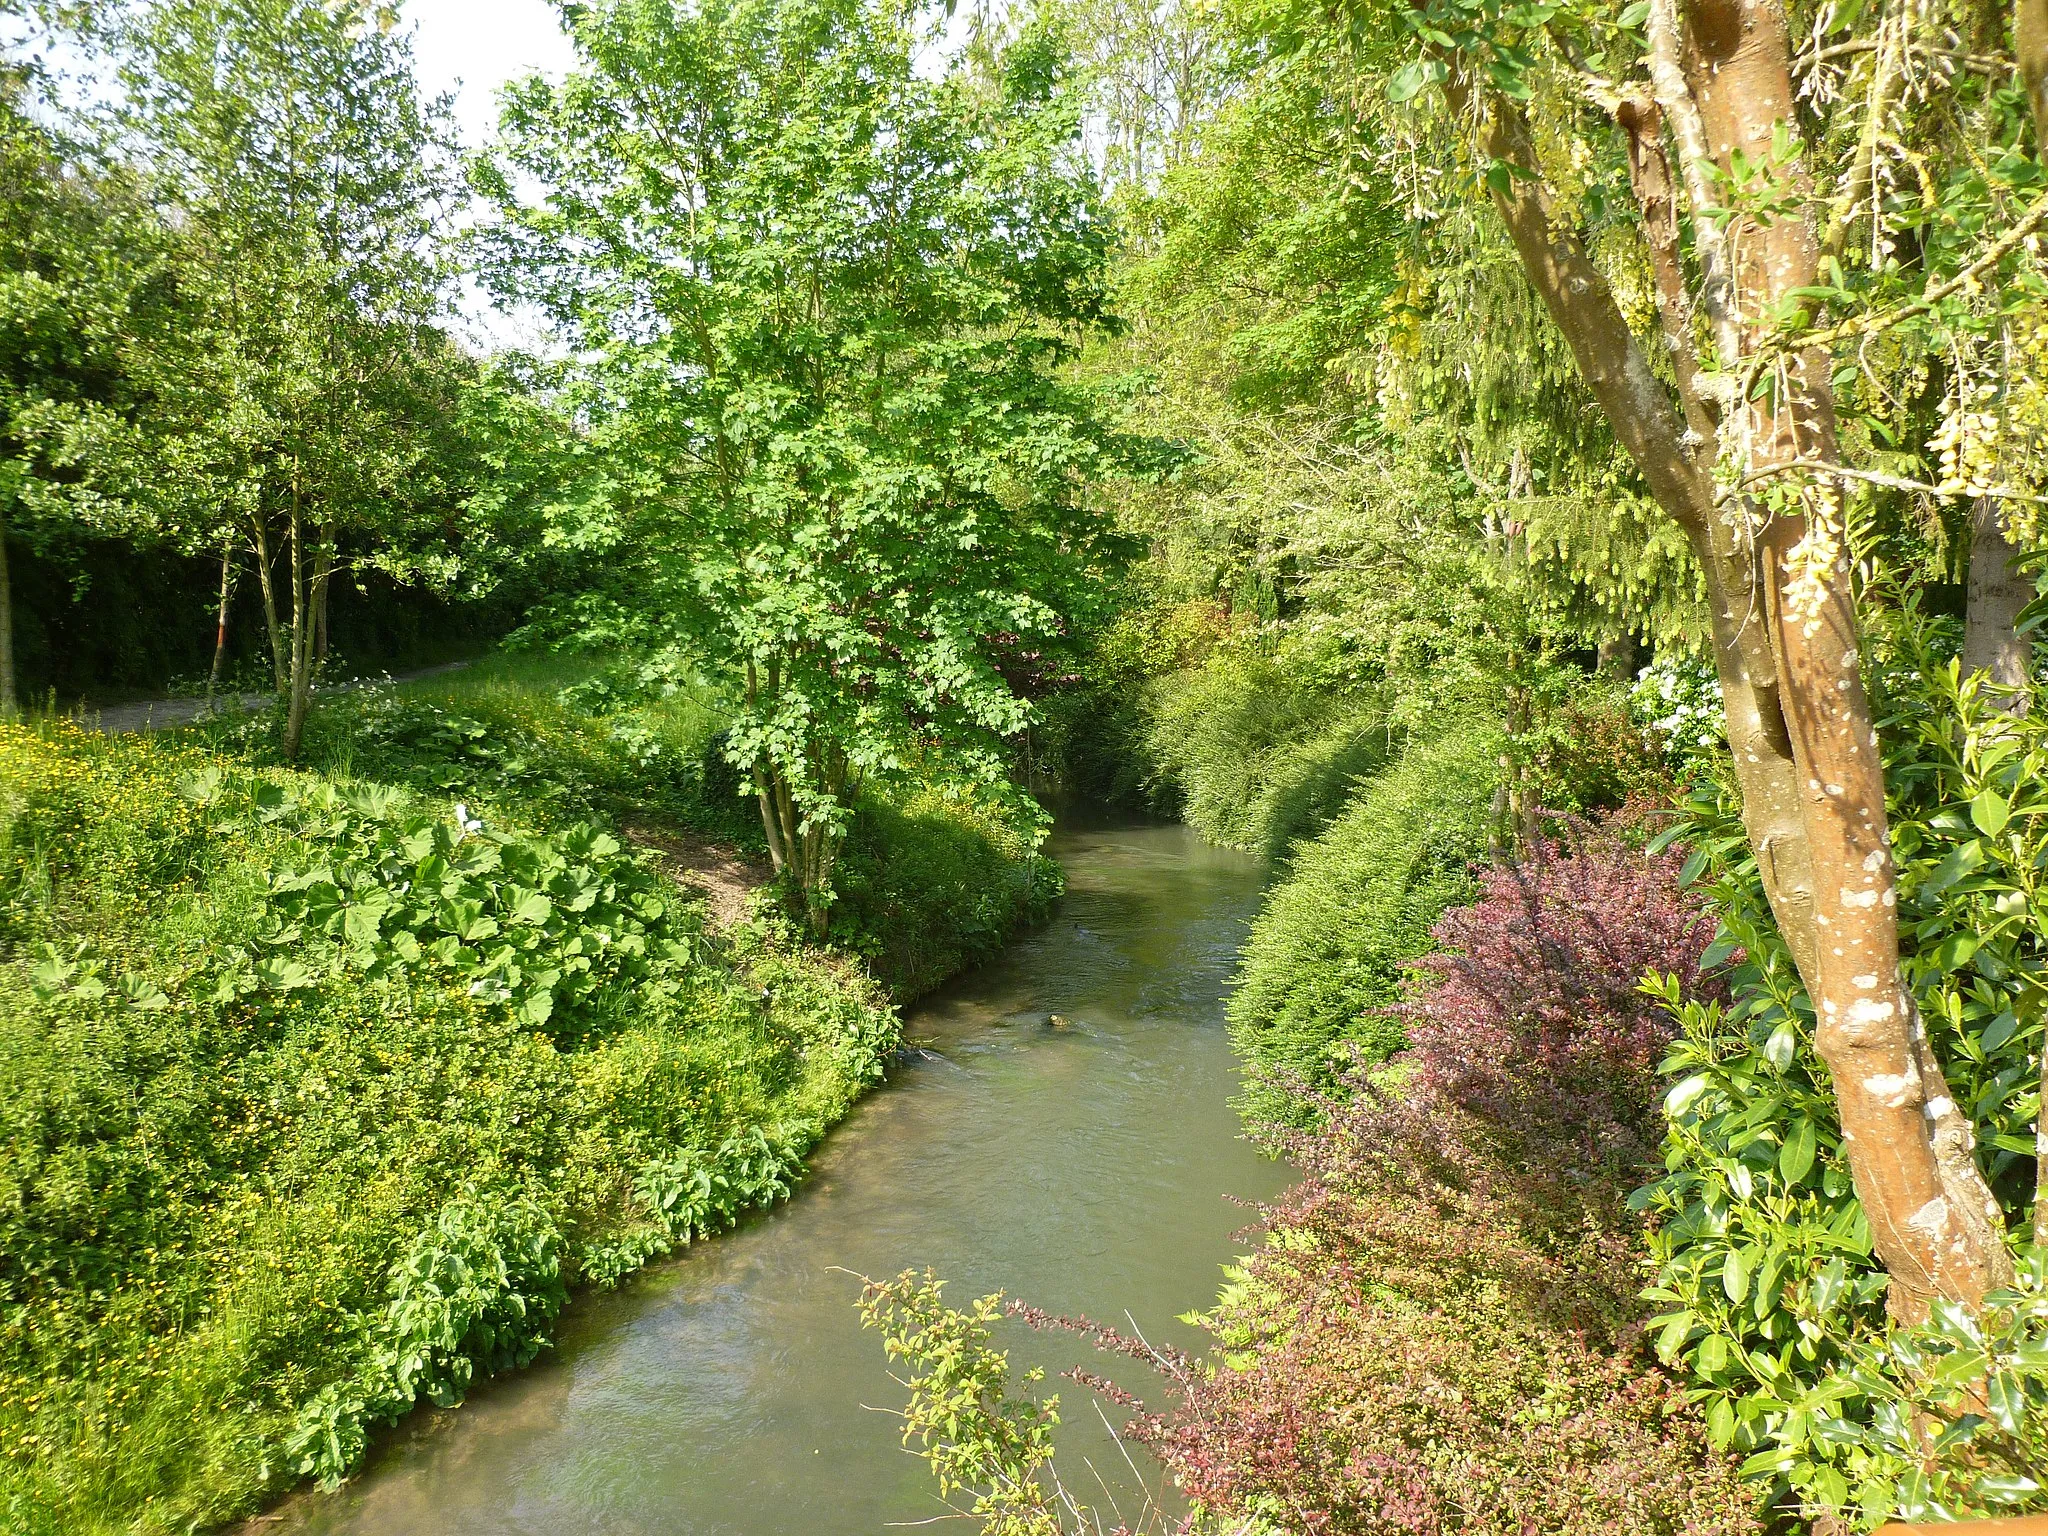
[
  {"left": 85, "top": 661, "right": 476, "bottom": 734},
  {"left": 623, "top": 823, "right": 771, "bottom": 929}
]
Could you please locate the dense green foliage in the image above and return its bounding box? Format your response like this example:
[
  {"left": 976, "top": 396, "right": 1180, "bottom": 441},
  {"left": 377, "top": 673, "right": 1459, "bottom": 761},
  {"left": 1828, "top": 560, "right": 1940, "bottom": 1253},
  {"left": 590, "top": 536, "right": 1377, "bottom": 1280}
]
[
  {"left": 1638, "top": 610, "right": 2048, "bottom": 1526},
  {"left": 0, "top": 645, "right": 1067, "bottom": 1532},
  {"left": 0, "top": 709, "right": 895, "bottom": 1532},
  {"left": 1226, "top": 725, "right": 1497, "bottom": 1121},
  {"left": 474, "top": 0, "right": 1139, "bottom": 923}
]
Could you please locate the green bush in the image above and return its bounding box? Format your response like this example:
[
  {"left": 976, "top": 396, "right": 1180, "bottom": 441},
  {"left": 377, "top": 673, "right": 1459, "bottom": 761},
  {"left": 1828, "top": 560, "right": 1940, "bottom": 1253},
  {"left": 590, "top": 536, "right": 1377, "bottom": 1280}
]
[
  {"left": 1639, "top": 608, "right": 2048, "bottom": 1530},
  {"left": 0, "top": 718, "right": 897, "bottom": 1536},
  {"left": 1227, "top": 722, "right": 1498, "bottom": 1126},
  {"left": 832, "top": 784, "right": 1063, "bottom": 1001},
  {"left": 1143, "top": 644, "right": 1391, "bottom": 859}
]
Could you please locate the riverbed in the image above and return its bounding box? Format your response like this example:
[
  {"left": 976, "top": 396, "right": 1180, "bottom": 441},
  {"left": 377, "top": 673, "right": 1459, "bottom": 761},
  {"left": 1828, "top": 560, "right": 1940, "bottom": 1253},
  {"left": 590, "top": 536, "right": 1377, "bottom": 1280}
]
[{"left": 278, "top": 814, "right": 1289, "bottom": 1535}]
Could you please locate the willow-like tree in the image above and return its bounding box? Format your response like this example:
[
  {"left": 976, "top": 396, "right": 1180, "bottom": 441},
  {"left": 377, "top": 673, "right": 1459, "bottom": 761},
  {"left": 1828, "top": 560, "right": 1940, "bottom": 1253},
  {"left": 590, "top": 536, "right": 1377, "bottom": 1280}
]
[{"left": 478, "top": 0, "right": 1131, "bottom": 932}]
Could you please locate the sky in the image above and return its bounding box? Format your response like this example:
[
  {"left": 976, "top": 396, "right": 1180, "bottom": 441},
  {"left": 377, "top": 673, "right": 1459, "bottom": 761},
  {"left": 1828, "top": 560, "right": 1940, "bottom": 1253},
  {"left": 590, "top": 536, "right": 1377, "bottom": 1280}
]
[
  {"left": 398, "top": 0, "right": 581, "bottom": 349},
  {"left": 401, "top": 0, "right": 579, "bottom": 155}
]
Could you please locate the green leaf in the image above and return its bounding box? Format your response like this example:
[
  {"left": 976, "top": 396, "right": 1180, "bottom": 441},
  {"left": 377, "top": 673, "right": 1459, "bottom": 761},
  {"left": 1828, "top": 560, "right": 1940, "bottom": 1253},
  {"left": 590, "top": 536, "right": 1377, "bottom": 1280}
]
[
  {"left": 509, "top": 891, "right": 554, "bottom": 926},
  {"left": 1780, "top": 1118, "right": 1817, "bottom": 1184},
  {"left": 1665, "top": 1074, "right": 1709, "bottom": 1116},
  {"left": 1723, "top": 1248, "right": 1752, "bottom": 1305},
  {"left": 1386, "top": 60, "right": 1433, "bottom": 103},
  {"left": 1699, "top": 1333, "right": 1730, "bottom": 1375},
  {"left": 1971, "top": 789, "right": 2012, "bottom": 836}
]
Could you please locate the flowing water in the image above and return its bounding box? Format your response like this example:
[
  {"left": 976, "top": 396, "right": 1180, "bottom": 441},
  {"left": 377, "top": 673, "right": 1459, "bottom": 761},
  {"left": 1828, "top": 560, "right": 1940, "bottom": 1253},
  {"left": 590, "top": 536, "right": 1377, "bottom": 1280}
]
[{"left": 278, "top": 814, "right": 1290, "bottom": 1536}]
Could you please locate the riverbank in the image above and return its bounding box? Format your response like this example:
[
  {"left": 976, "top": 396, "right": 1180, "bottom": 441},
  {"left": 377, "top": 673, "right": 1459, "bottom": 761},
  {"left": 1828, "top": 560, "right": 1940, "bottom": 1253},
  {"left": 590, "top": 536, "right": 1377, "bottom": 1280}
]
[
  {"left": 0, "top": 654, "right": 1059, "bottom": 1536},
  {"left": 261, "top": 816, "right": 1290, "bottom": 1536}
]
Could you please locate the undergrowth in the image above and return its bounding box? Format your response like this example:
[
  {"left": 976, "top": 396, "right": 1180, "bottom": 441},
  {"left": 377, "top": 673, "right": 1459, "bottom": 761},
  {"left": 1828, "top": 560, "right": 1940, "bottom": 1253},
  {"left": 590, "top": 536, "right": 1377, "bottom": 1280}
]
[{"left": 1226, "top": 723, "right": 1498, "bottom": 1125}]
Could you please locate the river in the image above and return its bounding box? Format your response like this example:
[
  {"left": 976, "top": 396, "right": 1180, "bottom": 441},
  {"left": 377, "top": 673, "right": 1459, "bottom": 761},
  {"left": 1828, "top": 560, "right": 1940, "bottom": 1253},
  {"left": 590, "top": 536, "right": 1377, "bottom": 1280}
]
[{"left": 276, "top": 814, "right": 1290, "bottom": 1536}]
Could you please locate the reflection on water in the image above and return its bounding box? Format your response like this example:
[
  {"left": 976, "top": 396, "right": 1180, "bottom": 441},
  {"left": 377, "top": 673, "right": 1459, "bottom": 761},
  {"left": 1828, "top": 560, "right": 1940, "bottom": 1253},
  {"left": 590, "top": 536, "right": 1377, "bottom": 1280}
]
[{"left": 276, "top": 815, "right": 1289, "bottom": 1536}]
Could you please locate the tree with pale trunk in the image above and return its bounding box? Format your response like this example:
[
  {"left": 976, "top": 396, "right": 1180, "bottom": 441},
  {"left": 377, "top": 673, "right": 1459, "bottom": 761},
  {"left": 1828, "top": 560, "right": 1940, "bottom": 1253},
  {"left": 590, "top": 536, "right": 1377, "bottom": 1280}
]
[
  {"left": 115, "top": 0, "right": 458, "bottom": 757},
  {"left": 1255, "top": 0, "right": 2048, "bottom": 1328}
]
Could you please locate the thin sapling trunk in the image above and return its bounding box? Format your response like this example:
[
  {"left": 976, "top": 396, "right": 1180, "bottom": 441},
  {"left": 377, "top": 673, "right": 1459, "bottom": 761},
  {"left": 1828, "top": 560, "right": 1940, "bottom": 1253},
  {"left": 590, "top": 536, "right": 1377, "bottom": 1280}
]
[{"left": 209, "top": 537, "right": 236, "bottom": 701}]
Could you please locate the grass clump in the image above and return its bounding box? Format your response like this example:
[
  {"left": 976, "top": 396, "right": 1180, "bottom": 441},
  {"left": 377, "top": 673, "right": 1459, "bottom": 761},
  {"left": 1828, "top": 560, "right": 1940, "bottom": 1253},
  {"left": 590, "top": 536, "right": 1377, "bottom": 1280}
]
[
  {"left": 0, "top": 707, "right": 894, "bottom": 1535},
  {"left": 1226, "top": 723, "right": 1498, "bottom": 1125}
]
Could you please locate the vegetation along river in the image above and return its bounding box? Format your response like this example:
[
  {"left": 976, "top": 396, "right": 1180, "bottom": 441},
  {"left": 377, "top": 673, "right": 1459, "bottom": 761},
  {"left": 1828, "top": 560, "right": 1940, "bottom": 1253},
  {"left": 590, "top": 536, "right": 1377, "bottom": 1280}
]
[{"left": 276, "top": 813, "right": 1293, "bottom": 1536}]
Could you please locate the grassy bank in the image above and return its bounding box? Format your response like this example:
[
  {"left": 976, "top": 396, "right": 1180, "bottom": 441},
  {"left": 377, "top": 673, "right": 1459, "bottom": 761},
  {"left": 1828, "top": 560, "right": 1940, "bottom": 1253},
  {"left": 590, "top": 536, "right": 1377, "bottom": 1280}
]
[{"left": 0, "top": 654, "right": 1057, "bottom": 1534}]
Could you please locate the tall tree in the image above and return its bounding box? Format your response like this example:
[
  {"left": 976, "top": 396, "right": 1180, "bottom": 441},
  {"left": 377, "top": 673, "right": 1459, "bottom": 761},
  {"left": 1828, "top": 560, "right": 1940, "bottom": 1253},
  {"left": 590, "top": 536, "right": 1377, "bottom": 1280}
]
[
  {"left": 478, "top": 0, "right": 1134, "bottom": 932},
  {"left": 0, "top": 26, "right": 154, "bottom": 713},
  {"left": 119, "top": 0, "right": 456, "bottom": 756},
  {"left": 1304, "top": 0, "right": 2048, "bottom": 1318}
]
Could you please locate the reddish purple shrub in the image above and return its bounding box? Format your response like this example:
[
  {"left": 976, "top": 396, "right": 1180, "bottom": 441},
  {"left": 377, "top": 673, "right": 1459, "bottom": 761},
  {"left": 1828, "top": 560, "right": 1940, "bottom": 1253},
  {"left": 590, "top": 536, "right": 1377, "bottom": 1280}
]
[
  {"left": 1133, "top": 1145, "right": 1760, "bottom": 1535},
  {"left": 1397, "top": 814, "right": 1721, "bottom": 1165}
]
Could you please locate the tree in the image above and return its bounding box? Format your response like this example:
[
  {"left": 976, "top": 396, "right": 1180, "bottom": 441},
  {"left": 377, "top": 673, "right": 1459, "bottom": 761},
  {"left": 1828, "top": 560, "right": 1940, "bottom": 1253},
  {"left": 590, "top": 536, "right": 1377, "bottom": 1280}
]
[
  {"left": 478, "top": 0, "right": 1134, "bottom": 932},
  {"left": 1284, "top": 0, "right": 2048, "bottom": 1319},
  {"left": 118, "top": 0, "right": 457, "bottom": 756},
  {"left": 0, "top": 25, "right": 155, "bottom": 713}
]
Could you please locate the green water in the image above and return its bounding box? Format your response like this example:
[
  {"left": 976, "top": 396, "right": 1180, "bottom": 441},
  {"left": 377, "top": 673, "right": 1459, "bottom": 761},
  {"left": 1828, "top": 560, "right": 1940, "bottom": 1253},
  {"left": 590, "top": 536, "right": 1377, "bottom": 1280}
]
[{"left": 276, "top": 815, "right": 1288, "bottom": 1535}]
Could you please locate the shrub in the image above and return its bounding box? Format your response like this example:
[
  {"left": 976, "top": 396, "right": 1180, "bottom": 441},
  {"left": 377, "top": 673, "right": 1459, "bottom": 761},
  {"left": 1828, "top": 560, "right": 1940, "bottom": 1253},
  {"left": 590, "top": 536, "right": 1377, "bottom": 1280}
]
[
  {"left": 1148, "top": 809, "right": 1748, "bottom": 1534},
  {"left": 832, "top": 784, "right": 1064, "bottom": 1000},
  {"left": 1149, "top": 1140, "right": 1761, "bottom": 1536},
  {"left": 1143, "top": 644, "right": 1390, "bottom": 857},
  {"left": 1401, "top": 816, "right": 1718, "bottom": 1167},
  {"left": 1227, "top": 723, "right": 1497, "bottom": 1125}
]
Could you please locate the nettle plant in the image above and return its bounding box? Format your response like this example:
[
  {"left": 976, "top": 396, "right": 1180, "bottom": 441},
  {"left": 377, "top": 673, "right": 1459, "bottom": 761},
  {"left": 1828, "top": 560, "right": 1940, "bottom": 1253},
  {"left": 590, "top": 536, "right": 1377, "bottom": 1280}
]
[{"left": 1639, "top": 608, "right": 2048, "bottom": 1527}]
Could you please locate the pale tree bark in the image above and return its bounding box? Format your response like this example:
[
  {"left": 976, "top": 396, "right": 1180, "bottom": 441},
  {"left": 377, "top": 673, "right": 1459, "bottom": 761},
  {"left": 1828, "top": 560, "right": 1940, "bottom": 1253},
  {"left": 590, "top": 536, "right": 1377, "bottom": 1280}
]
[
  {"left": 1453, "top": 0, "right": 2013, "bottom": 1317},
  {"left": 2020, "top": 0, "right": 2048, "bottom": 134},
  {"left": 252, "top": 514, "right": 290, "bottom": 692},
  {"left": 283, "top": 499, "right": 309, "bottom": 761},
  {"left": 280, "top": 501, "right": 330, "bottom": 764},
  {"left": 1962, "top": 494, "right": 2033, "bottom": 706},
  {"left": 1680, "top": 0, "right": 2010, "bottom": 1317}
]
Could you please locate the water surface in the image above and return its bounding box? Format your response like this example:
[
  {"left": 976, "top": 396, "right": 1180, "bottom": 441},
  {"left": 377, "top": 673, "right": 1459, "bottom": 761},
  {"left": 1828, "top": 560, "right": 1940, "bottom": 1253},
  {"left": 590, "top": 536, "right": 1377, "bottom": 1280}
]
[{"left": 282, "top": 815, "right": 1287, "bottom": 1536}]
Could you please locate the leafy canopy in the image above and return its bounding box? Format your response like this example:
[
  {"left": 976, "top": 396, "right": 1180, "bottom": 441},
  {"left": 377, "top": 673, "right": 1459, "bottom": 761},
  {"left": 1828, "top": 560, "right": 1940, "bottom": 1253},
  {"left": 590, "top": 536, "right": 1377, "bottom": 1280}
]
[{"left": 476, "top": 0, "right": 1139, "bottom": 904}]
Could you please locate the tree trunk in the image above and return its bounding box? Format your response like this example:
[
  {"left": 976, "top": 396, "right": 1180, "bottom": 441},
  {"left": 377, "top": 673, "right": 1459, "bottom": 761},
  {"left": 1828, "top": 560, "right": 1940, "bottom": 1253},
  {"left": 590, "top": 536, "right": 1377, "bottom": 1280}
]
[
  {"left": 282, "top": 497, "right": 312, "bottom": 763},
  {"left": 1681, "top": 0, "right": 2011, "bottom": 1318},
  {"left": 1596, "top": 633, "right": 1637, "bottom": 682},
  {"left": 313, "top": 546, "right": 332, "bottom": 678},
  {"left": 1962, "top": 495, "right": 2033, "bottom": 707},
  {"left": 252, "top": 516, "right": 289, "bottom": 692},
  {"left": 1455, "top": 0, "right": 2013, "bottom": 1318},
  {"left": 209, "top": 538, "right": 236, "bottom": 701},
  {"left": 0, "top": 501, "right": 15, "bottom": 717},
  {"left": 2020, "top": 0, "right": 2048, "bottom": 138}
]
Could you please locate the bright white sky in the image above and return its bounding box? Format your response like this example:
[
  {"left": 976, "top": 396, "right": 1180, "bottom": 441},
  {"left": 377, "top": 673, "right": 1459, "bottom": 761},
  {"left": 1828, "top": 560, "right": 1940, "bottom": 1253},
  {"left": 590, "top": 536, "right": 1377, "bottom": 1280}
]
[
  {"left": 398, "top": 0, "right": 581, "bottom": 350},
  {"left": 401, "top": 0, "right": 579, "bottom": 156}
]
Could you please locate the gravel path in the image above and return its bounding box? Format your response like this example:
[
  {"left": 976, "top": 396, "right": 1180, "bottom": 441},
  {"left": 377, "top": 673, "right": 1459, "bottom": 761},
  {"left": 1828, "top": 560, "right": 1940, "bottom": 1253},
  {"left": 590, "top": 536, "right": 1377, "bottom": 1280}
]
[{"left": 85, "top": 660, "right": 475, "bottom": 734}]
